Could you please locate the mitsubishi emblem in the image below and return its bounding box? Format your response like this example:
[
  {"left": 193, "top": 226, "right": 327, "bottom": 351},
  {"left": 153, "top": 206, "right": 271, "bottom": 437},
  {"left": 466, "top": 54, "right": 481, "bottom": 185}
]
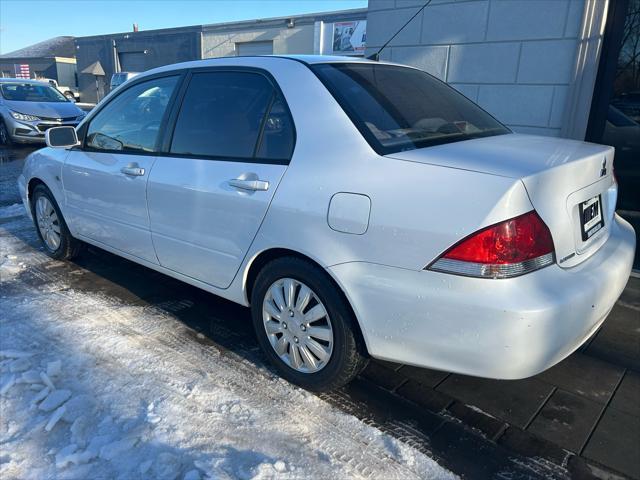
[{"left": 600, "top": 158, "right": 607, "bottom": 177}]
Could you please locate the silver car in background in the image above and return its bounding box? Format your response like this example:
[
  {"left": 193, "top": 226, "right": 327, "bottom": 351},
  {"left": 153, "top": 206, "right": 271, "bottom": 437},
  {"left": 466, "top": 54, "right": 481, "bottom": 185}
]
[{"left": 0, "top": 78, "right": 86, "bottom": 145}]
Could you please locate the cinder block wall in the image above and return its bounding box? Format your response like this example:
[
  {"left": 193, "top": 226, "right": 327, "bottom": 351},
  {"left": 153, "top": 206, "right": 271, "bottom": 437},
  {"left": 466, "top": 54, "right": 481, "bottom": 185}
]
[{"left": 366, "top": 0, "right": 586, "bottom": 137}]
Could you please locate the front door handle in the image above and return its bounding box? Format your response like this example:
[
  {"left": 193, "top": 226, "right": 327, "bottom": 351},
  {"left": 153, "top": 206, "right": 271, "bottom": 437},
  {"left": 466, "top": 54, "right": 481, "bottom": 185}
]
[
  {"left": 121, "top": 164, "right": 145, "bottom": 176},
  {"left": 228, "top": 177, "right": 269, "bottom": 191}
]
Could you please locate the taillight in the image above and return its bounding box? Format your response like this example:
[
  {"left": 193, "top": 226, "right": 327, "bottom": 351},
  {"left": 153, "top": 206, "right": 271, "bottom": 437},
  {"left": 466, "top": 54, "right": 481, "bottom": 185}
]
[{"left": 427, "top": 211, "right": 555, "bottom": 279}]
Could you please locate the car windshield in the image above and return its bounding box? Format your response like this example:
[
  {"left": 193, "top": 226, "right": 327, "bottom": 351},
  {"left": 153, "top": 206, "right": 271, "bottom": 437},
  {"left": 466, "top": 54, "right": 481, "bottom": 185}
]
[
  {"left": 111, "top": 74, "right": 125, "bottom": 86},
  {"left": 0, "top": 82, "right": 68, "bottom": 103},
  {"left": 312, "top": 63, "right": 510, "bottom": 154}
]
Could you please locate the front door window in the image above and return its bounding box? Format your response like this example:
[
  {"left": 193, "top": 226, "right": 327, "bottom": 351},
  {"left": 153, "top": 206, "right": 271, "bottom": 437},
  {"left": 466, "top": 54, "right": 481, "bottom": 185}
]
[{"left": 86, "top": 76, "right": 178, "bottom": 153}]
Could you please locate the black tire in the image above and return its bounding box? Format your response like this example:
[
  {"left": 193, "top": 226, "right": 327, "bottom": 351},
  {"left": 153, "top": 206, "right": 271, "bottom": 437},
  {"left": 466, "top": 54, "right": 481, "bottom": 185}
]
[
  {"left": 31, "top": 184, "right": 83, "bottom": 260},
  {"left": 0, "top": 120, "right": 12, "bottom": 146},
  {"left": 251, "top": 256, "right": 368, "bottom": 391}
]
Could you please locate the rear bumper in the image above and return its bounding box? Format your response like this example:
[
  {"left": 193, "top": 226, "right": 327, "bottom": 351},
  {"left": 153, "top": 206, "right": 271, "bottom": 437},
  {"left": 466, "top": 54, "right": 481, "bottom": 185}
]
[{"left": 329, "top": 214, "right": 635, "bottom": 379}]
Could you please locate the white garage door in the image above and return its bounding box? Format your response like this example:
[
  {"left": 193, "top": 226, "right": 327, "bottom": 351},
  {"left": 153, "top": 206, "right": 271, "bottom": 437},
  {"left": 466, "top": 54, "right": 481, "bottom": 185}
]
[
  {"left": 118, "top": 52, "right": 147, "bottom": 72},
  {"left": 236, "top": 41, "right": 274, "bottom": 56}
]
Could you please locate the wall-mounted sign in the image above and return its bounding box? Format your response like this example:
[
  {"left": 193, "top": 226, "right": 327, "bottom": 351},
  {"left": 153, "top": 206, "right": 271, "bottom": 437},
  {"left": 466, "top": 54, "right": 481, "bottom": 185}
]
[{"left": 332, "top": 21, "right": 366, "bottom": 55}]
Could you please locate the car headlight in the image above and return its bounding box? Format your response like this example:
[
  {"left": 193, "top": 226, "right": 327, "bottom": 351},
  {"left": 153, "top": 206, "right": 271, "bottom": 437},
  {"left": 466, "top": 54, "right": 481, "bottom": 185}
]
[{"left": 10, "top": 111, "right": 40, "bottom": 122}]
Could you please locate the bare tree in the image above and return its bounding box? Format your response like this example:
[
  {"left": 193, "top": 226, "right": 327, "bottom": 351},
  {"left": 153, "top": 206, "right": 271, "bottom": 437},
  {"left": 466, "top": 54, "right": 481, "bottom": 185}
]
[{"left": 615, "top": 0, "right": 640, "bottom": 93}]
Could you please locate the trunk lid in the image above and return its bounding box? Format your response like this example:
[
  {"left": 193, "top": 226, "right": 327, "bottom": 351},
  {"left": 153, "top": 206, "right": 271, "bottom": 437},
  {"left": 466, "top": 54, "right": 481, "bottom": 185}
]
[{"left": 388, "top": 133, "right": 617, "bottom": 267}]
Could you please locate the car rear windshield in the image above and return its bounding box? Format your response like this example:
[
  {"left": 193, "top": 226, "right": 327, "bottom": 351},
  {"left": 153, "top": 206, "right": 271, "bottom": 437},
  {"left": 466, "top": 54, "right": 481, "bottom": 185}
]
[
  {"left": 312, "top": 63, "right": 510, "bottom": 154},
  {"left": 0, "top": 83, "right": 68, "bottom": 103}
]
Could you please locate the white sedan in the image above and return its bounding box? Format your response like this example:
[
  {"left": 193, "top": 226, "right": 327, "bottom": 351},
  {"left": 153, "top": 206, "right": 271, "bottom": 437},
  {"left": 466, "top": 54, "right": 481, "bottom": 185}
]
[{"left": 18, "top": 56, "right": 636, "bottom": 391}]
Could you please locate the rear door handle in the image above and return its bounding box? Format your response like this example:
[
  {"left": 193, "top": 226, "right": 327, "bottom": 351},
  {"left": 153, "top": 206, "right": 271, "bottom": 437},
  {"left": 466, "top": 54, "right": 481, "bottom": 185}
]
[
  {"left": 121, "top": 164, "right": 145, "bottom": 176},
  {"left": 228, "top": 178, "right": 269, "bottom": 191}
]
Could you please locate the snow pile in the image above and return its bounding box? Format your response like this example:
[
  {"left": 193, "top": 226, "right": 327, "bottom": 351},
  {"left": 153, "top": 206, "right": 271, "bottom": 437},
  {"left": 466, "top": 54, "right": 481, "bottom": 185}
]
[
  {"left": 0, "top": 206, "right": 52, "bottom": 283},
  {"left": 1, "top": 197, "right": 456, "bottom": 480},
  {"left": 0, "top": 203, "right": 25, "bottom": 218}
]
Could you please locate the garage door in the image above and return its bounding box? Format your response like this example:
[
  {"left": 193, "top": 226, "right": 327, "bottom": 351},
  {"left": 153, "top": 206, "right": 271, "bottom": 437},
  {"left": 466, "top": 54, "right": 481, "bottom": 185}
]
[
  {"left": 118, "top": 52, "right": 147, "bottom": 72},
  {"left": 236, "top": 41, "right": 273, "bottom": 56}
]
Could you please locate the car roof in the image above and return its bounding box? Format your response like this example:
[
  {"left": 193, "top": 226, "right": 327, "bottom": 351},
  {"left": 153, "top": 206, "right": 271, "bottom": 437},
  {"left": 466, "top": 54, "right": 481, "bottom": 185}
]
[
  {"left": 0, "top": 77, "right": 49, "bottom": 85},
  {"left": 137, "top": 55, "right": 402, "bottom": 81},
  {"left": 276, "top": 55, "right": 377, "bottom": 64}
]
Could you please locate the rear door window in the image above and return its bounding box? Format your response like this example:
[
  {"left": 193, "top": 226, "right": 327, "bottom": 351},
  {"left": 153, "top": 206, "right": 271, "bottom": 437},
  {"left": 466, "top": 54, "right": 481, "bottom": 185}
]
[
  {"left": 255, "top": 95, "right": 295, "bottom": 160},
  {"left": 170, "top": 71, "right": 294, "bottom": 161}
]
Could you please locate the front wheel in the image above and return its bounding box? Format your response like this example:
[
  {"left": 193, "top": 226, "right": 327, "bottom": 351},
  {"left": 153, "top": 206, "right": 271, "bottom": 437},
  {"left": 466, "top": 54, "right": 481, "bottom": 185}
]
[
  {"left": 31, "top": 184, "right": 83, "bottom": 260},
  {"left": 251, "top": 257, "right": 368, "bottom": 391},
  {"left": 0, "top": 120, "right": 12, "bottom": 146}
]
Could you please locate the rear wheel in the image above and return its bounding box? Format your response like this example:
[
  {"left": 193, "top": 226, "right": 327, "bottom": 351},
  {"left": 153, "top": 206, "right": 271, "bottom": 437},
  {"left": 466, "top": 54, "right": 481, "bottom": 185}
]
[
  {"left": 251, "top": 256, "right": 368, "bottom": 391},
  {"left": 31, "top": 184, "right": 82, "bottom": 260}
]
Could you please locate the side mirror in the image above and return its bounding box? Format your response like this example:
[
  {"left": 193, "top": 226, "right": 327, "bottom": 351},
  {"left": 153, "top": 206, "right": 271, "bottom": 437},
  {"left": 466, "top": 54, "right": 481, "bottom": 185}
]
[{"left": 45, "top": 126, "right": 79, "bottom": 148}]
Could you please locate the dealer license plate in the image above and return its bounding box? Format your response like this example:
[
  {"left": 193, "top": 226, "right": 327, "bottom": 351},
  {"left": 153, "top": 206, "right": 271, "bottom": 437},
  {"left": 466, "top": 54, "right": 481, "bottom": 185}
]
[{"left": 579, "top": 195, "right": 604, "bottom": 241}]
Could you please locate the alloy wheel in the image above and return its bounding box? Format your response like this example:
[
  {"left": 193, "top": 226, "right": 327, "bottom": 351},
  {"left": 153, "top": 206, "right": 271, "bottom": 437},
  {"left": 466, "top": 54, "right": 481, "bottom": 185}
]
[
  {"left": 36, "top": 196, "right": 61, "bottom": 251},
  {"left": 262, "top": 278, "right": 334, "bottom": 373}
]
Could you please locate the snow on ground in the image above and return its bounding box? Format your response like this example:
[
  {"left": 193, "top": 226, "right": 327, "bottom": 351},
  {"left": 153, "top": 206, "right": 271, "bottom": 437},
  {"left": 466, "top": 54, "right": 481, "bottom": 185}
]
[
  {"left": 0, "top": 204, "right": 457, "bottom": 479},
  {"left": 0, "top": 203, "right": 25, "bottom": 219}
]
